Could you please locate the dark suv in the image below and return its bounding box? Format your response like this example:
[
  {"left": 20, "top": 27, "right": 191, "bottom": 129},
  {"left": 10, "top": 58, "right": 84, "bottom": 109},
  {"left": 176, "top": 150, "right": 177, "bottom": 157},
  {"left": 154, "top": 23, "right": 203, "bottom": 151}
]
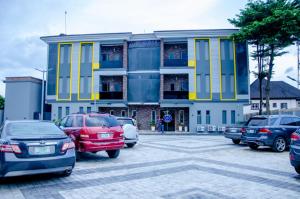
[
  {"left": 59, "top": 113, "right": 124, "bottom": 159},
  {"left": 244, "top": 115, "right": 300, "bottom": 152}
]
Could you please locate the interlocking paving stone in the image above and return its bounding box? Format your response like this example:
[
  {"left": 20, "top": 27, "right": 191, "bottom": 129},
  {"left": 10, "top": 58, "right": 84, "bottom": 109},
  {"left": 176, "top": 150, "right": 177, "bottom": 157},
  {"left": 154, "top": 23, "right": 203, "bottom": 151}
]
[{"left": 0, "top": 135, "right": 299, "bottom": 199}]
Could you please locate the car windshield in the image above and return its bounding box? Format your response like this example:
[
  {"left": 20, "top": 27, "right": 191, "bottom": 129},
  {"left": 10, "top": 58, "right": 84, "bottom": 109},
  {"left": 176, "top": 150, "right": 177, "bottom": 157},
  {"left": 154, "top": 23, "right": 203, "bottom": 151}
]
[
  {"left": 85, "top": 116, "right": 120, "bottom": 127},
  {"left": 247, "top": 117, "right": 270, "bottom": 126},
  {"left": 6, "top": 122, "right": 64, "bottom": 136},
  {"left": 118, "top": 119, "right": 134, "bottom": 126}
]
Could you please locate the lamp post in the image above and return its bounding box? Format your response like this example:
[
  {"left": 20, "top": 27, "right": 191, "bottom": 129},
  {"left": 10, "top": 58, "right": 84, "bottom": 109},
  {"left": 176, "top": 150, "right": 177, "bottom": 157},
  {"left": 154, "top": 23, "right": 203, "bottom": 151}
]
[{"left": 34, "top": 68, "right": 52, "bottom": 120}]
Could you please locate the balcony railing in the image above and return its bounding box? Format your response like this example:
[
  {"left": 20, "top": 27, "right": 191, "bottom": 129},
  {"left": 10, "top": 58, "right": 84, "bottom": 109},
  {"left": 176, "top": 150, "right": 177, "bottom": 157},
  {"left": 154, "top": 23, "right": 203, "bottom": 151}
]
[
  {"left": 99, "top": 91, "right": 123, "bottom": 99},
  {"left": 101, "top": 61, "right": 123, "bottom": 68},
  {"left": 164, "top": 59, "right": 188, "bottom": 67},
  {"left": 163, "top": 91, "right": 188, "bottom": 99}
]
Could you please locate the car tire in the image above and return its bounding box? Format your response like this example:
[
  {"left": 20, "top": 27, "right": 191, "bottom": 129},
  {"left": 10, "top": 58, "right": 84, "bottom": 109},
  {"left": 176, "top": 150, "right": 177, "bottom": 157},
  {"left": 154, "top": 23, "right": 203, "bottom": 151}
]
[
  {"left": 126, "top": 143, "right": 136, "bottom": 148},
  {"left": 107, "top": 149, "right": 120, "bottom": 158},
  {"left": 232, "top": 139, "right": 241, "bottom": 144},
  {"left": 295, "top": 167, "right": 300, "bottom": 174},
  {"left": 272, "top": 137, "right": 286, "bottom": 152},
  {"left": 248, "top": 143, "right": 259, "bottom": 150}
]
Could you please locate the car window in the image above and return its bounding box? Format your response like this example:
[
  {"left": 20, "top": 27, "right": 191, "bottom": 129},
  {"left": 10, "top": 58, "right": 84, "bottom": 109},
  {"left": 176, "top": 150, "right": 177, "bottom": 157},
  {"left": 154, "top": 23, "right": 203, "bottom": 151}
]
[
  {"left": 280, "top": 117, "right": 300, "bottom": 126},
  {"left": 73, "top": 116, "right": 83, "bottom": 127},
  {"left": 118, "top": 119, "right": 134, "bottom": 126},
  {"left": 280, "top": 117, "right": 296, "bottom": 126},
  {"left": 65, "top": 116, "right": 73, "bottom": 128},
  {"left": 85, "top": 115, "right": 120, "bottom": 127},
  {"left": 269, "top": 118, "right": 278, "bottom": 125},
  {"left": 6, "top": 122, "right": 64, "bottom": 136},
  {"left": 247, "top": 117, "right": 269, "bottom": 126},
  {"left": 60, "top": 117, "right": 68, "bottom": 127}
]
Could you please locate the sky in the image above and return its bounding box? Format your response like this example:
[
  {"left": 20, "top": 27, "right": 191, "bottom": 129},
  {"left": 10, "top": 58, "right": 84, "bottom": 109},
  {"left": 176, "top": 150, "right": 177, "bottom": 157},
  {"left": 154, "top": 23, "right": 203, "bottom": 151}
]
[{"left": 0, "top": 0, "right": 298, "bottom": 96}]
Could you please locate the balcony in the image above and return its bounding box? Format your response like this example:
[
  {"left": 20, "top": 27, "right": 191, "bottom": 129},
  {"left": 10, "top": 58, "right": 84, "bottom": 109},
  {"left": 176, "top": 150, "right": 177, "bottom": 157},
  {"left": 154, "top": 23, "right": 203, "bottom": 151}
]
[
  {"left": 163, "top": 91, "right": 188, "bottom": 99},
  {"left": 164, "top": 59, "right": 187, "bottom": 67},
  {"left": 100, "top": 45, "right": 123, "bottom": 69},
  {"left": 99, "top": 91, "right": 123, "bottom": 100},
  {"left": 164, "top": 43, "right": 188, "bottom": 67}
]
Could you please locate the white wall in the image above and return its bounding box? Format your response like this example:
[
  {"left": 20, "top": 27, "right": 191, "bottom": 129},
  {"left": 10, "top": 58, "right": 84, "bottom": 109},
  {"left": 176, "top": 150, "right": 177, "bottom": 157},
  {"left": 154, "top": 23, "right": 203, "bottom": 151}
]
[{"left": 244, "top": 99, "right": 299, "bottom": 114}]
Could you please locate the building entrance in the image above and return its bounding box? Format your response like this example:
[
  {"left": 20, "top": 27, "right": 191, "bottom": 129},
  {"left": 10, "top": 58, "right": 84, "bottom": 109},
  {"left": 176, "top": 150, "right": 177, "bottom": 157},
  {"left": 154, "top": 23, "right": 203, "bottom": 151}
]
[{"left": 160, "top": 110, "right": 175, "bottom": 131}]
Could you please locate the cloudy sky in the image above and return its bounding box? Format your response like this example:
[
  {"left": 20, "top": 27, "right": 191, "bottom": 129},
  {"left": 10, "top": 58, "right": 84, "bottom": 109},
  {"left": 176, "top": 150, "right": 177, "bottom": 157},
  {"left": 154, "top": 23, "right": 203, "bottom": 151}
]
[{"left": 0, "top": 0, "right": 298, "bottom": 96}]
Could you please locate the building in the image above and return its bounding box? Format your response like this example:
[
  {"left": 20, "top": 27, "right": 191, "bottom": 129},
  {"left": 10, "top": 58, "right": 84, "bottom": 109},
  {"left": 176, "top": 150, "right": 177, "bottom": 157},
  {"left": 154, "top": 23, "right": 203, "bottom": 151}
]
[
  {"left": 3, "top": 77, "right": 43, "bottom": 120},
  {"left": 40, "top": 29, "right": 249, "bottom": 131},
  {"left": 244, "top": 79, "right": 300, "bottom": 114}
]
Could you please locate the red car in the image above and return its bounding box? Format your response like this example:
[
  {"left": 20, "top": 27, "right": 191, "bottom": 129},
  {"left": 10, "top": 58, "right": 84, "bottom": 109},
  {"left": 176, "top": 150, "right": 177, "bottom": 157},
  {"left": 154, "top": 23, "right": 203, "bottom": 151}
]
[{"left": 59, "top": 113, "right": 124, "bottom": 159}]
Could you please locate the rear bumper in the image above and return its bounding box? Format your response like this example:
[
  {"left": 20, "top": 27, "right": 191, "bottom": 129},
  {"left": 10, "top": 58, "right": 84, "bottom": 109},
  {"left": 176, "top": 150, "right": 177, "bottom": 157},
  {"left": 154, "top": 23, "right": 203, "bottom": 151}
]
[
  {"left": 124, "top": 137, "right": 138, "bottom": 144},
  {"left": 245, "top": 136, "right": 273, "bottom": 146},
  {"left": 290, "top": 145, "right": 300, "bottom": 167},
  {"left": 0, "top": 149, "right": 75, "bottom": 178},
  {"left": 224, "top": 133, "right": 242, "bottom": 140},
  {"left": 79, "top": 140, "right": 124, "bottom": 152}
]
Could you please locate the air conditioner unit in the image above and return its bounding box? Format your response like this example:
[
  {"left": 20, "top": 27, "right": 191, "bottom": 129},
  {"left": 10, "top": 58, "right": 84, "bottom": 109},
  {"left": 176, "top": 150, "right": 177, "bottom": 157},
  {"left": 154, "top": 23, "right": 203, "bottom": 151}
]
[
  {"left": 207, "top": 125, "right": 216, "bottom": 132},
  {"left": 196, "top": 125, "right": 205, "bottom": 132},
  {"left": 218, "top": 126, "right": 226, "bottom": 132}
]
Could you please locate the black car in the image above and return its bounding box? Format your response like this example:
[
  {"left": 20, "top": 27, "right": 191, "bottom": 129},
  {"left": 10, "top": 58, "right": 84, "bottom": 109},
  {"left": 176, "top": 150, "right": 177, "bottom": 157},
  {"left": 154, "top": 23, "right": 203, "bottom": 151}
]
[
  {"left": 244, "top": 115, "right": 300, "bottom": 152},
  {"left": 0, "top": 121, "right": 76, "bottom": 178},
  {"left": 290, "top": 131, "right": 300, "bottom": 174}
]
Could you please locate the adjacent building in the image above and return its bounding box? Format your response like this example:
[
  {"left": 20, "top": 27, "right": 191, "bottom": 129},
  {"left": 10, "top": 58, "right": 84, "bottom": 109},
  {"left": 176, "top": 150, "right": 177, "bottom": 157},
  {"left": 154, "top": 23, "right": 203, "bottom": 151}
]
[
  {"left": 40, "top": 29, "right": 250, "bottom": 131},
  {"left": 244, "top": 79, "right": 300, "bottom": 115},
  {"left": 3, "top": 77, "right": 43, "bottom": 120}
]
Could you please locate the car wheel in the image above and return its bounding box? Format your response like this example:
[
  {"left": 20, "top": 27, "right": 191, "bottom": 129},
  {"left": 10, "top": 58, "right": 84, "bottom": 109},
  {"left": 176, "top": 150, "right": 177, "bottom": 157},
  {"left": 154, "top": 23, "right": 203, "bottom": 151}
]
[
  {"left": 248, "top": 143, "right": 259, "bottom": 150},
  {"left": 106, "top": 149, "right": 120, "bottom": 158},
  {"left": 126, "top": 143, "right": 136, "bottom": 148},
  {"left": 272, "top": 137, "right": 286, "bottom": 152},
  {"left": 61, "top": 169, "right": 73, "bottom": 177},
  {"left": 295, "top": 167, "right": 300, "bottom": 174},
  {"left": 232, "top": 139, "right": 240, "bottom": 144}
]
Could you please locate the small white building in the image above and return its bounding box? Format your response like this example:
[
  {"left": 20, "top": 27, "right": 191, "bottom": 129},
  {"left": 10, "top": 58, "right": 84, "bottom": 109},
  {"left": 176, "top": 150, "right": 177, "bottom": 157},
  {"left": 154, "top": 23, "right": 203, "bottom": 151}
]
[{"left": 244, "top": 79, "right": 300, "bottom": 115}]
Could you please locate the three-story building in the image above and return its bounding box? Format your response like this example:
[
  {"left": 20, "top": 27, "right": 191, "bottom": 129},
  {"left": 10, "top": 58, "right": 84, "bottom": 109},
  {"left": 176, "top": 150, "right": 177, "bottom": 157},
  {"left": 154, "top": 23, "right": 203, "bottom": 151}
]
[{"left": 41, "top": 29, "right": 249, "bottom": 132}]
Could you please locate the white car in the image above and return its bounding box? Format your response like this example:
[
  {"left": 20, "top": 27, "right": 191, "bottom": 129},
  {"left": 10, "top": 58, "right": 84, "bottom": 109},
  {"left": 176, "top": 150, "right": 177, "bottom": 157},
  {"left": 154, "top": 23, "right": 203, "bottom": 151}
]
[{"left": 116, "top": 117, "right": 139, "bottom": 148}]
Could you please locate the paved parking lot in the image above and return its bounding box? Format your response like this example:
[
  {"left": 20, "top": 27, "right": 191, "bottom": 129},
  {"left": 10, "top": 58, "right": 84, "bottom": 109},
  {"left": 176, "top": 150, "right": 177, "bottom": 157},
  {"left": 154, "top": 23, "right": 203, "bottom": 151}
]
[{"left": 1, "top": 135, "right": 300, "bottom": 199}]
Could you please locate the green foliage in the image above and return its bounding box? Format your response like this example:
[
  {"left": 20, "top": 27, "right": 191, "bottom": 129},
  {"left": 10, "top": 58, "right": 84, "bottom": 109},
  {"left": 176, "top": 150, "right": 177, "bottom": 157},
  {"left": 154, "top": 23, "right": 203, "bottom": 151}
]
[
  {"left": 229, "top": 0, "right": 300, "bottom": 114},
  {"left": 0, "top": 95, "right": 4, "bottom": 109},
  {"left": 149, "top": 121, "right": 156, "bottom": 126}
]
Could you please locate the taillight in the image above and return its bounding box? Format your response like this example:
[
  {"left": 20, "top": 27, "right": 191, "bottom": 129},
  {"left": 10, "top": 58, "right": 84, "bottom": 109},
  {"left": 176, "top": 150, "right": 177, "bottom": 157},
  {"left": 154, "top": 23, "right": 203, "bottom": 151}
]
[
  {"left": 0, "top": 144, "right": 22, "bottom": 154},
  {"left": 258, "top": 128, "right": 272, "bottom": 135},
  {"left": 240, "top": 128, "right": 246, "bottom": 134},
  {"left": 61, "top": 142, "right": 75, "bottom": 152},
  {"left": 80, "top": 134, "right": 89, "bottom": 139},
  {"left": 291, "top": 132, "right": 300, "bottom": 142}
]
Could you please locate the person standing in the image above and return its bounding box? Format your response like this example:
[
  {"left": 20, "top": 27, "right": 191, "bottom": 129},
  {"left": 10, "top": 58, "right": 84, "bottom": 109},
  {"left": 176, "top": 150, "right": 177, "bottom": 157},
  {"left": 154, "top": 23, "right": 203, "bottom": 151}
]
[{"left": 159, "top": 118, "right": 164, "bottom": 134}]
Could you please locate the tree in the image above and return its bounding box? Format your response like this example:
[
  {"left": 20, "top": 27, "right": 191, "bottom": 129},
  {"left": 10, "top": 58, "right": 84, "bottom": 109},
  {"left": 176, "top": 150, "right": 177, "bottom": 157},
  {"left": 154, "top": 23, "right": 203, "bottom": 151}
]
[
  {"left": 229, "top": 0, "right": 300, "bottom": 115},
  {"left": 0, "top": 95, "right": 4, "bottom": 110}
]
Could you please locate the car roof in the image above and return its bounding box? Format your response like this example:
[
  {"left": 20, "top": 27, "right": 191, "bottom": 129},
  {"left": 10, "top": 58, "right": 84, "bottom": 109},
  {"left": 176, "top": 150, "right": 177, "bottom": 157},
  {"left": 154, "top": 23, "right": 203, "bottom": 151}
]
[
  {"left": 67, "top": 113, "right": 111, "bottom": 117},
  {"left": 115, "top": 117, "right": 133, "bottom": 120},
  {"left": 251, "top": 114, "right": 300, "bottom": 119},
  {"left": 5, "top": 120, "right": 53, "bottom": 124}
]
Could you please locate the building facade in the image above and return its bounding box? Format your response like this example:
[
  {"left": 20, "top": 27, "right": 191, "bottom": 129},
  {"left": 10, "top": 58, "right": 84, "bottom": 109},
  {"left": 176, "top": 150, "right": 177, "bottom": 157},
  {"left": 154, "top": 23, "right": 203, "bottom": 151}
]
[
  {"left": 3, "top": 77, "right": 43, "bottom": 120},
  {"left": 244, "top": 79, "right": 300, "bottom": 115},
  {"left": 41, "top": 29, "right": 249, "bottom": 132}
]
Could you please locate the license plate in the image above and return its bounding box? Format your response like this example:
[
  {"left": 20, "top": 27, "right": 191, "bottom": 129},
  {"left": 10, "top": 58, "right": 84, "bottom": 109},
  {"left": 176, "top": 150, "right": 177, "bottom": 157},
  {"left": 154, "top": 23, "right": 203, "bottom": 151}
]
[
  {"left": 247, "top": 129, "right": 255, "bottom": 134},
  {"left": 230, "top": 129, "right": 237, "bottom": 133},
  {"left": 31, "top": 146, "right": 52, "bottom": 155},
  {"left": 99, "top": 133, "right": 111, "bottom": 138}
]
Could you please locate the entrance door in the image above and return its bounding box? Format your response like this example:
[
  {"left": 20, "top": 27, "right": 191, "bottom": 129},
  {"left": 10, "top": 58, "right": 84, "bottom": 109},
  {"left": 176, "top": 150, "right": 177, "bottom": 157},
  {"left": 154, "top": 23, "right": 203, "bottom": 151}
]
[{"left": 160, "top": 110, "right": 175, "bottom": 131}]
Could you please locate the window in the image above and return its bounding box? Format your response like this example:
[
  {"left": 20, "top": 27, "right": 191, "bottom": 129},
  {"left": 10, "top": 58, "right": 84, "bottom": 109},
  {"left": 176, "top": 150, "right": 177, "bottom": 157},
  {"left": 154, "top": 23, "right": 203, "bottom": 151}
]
[
  {"left": 131, "top": 110, "right": 137, "bottom": 118},
  {"left": 58, "top": 107, "right": 62, "bottom": 119},
  {"left": 87, "top": 107, "right": 91, "bottom": 113},
  {"left": 74, "top": 116, "right": 83, "bottom": 127},
  {"left": 101, "top": 54, "right": 108, "bottom": 61},
  {"left": 206, "top": 110, "right": 210, "bottom": 124},
  {"left": 151, "top": 110, "right": 156, "bottom": 123},
  {"left": 280, "top": 117, "right": 296, "bottom": 126},
  {"left": 85, "top": 115, "right": 119, "bottom": 127},
  {"left": 60, "top": 117, "right": 68, "bottom": 127},
  {"left": 297, "top": 101, "right": 300, "bottom": 107},
  {"left": 231, "top": 110, "right": 236, "bottom": 124},
  {"left": 247, "top": 117, "right": 269, "bottom": 126},
  {"left": 180, "top": 81, "right": 188, "bottom": 91},
  {"left": 251, "top": 103, "right": 259, "bottom": 110},
  {"left": 110, "top": 110, "right": 115, "bottom": 115},
  {"left": 168, "top": 52, "right": 175, "bottom": 59},
  {"left": 121, "top": 110, "right": 127, "bottom": 117},
  {"left": 65, "top": 116, "right": 73, "bottom": 128},
  {"left": 222, "top": 110, "right": 227, "bottom": 124},
  {"left": 280, "top": 103, "right": 288, "bottom": 109},
  {"left": 65, "top": 107, "right": 70, "bottom": 116},
  {"left": 205, "top": 75, "right": 210, "bottom": 93},
  {"left": 197, "top": 111, "right": 202, "bottom": 124},
  {"left": 102, "top": 82, "right": 110, "bottom": 92},
  {"left": 170, "top": 83, "right": 175, "bottom": 91},
  {"left": 273, "top": 103, "right": 277, "bottom": 108},
  {"left": 179, "top": 110, "right": 184, "bottom": 124},
  {"left": 79, "top": 107, "right": 84, "bottom": 113}
]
